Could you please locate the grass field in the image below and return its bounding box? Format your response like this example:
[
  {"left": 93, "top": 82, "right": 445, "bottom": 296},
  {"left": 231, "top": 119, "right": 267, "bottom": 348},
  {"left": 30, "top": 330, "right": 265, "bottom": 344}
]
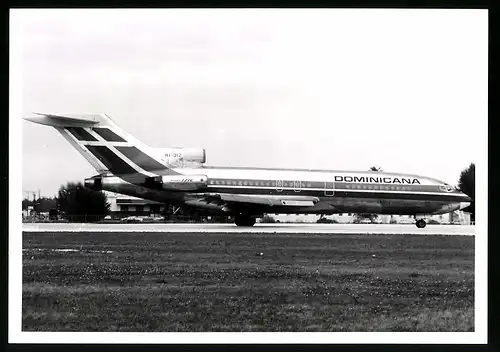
[{"left": 22, "top": 232, "right": 474, "bottom": 332}]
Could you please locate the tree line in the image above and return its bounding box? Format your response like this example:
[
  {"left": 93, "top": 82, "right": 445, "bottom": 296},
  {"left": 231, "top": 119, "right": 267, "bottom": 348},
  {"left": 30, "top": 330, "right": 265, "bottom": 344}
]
[{"left": 23, "top": 182, "right": 110, "bottom": 221}]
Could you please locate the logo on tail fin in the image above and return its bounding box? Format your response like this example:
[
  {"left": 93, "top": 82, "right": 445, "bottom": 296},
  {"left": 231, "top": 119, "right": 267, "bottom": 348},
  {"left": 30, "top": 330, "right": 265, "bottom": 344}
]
[
  {"left": 25, "top": 113, "right": 180, "bottom": 176},
  {"left": 66, "top": 127, "right": 98, "bottom": 141},
  {"left": 92, "top": 128, "right": 127, "bottom": 142}
]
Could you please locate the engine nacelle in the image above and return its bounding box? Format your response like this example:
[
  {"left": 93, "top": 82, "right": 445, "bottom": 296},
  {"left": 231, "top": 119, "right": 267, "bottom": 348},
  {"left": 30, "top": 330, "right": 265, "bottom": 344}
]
[
  {"left": 84, "top": 176, "right": 102, "bottom": 190},
  {"left": 158, "top": 148, "right": 206, "bottom": 165},
  {"left": 146, "top": 175, "right": 208, "bottom": 191}
]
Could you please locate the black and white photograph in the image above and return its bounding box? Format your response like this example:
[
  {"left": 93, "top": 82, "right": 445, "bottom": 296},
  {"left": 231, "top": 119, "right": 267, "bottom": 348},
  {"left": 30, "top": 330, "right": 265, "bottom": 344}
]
[{"left": 9, "top": 8, "right": 487, "bottom": 343}]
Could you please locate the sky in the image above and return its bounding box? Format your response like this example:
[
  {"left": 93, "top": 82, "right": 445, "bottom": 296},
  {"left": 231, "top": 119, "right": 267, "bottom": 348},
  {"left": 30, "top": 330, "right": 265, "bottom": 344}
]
[{"left": 15, "top": 9, "right": 487, "bottom": 197}]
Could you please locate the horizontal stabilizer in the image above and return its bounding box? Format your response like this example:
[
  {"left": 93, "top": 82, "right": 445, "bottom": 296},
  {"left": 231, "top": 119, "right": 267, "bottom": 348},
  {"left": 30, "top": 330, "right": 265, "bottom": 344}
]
[{"left": 24, "top": 113, "right": 101, "bottom": 127}]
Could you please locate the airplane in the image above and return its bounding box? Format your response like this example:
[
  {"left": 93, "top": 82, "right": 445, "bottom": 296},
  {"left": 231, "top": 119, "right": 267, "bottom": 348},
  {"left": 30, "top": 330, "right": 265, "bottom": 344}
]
[{"left": 24, "top": 113, "right": 472, "bottom": 228}]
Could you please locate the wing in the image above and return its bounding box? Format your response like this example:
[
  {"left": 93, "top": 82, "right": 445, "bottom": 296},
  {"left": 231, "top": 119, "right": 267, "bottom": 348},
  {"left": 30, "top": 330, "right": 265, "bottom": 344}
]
[
  {"left": 184, "top": 193, "right": 319, "bottom": 213},
  {"left": 219, "top": 194, "right": 318, "bottom": 207}
]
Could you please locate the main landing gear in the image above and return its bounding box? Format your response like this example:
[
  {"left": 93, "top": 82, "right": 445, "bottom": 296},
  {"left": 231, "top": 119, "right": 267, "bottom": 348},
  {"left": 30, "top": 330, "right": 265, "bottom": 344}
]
[
  {"left": 234, "top": 214, "right": 256, "bottom": 227},
  {"left": 415, "top": 219, "right": 427, "bottom": 228}
]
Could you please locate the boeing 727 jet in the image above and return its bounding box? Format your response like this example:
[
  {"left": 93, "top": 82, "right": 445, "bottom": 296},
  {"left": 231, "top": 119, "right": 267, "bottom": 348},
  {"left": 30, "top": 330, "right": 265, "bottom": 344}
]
[{"left": 24, "top": 113, "right": 471, "bottom": 228}]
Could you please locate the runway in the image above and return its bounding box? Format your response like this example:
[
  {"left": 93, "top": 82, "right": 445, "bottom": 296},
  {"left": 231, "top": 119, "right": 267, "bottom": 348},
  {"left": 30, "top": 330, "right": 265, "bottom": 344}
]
[{"left": 22, "top": 223, "right": 475, "bottom": 235}]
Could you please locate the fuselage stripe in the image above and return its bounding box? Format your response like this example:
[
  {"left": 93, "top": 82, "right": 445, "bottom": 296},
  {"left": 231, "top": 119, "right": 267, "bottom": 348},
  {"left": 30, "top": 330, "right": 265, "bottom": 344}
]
[
  {"left": 203, "top": 186, "right": 466, "bottom": 202},
  {"left": 205, "top": 184, "right": 465, "bottom": 196}
]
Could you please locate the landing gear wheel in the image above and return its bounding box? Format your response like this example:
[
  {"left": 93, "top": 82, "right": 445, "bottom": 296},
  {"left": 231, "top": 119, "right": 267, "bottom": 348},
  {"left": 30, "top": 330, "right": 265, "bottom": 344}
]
[
  {"left": 416, "top": 219, "right": 427, "bottom": 228},
  {"left": 234, "top": 214, "right": 256, "bottom": 227}
]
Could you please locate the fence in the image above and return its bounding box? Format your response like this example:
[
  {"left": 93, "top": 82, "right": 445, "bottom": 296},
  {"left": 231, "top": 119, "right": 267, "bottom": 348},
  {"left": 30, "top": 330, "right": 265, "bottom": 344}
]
[
  {"left": 23, "top": 214, "right": 235, "bottom": 224},
  {"left": 22, "top": 214, "right": 476, "bottom": 225}
]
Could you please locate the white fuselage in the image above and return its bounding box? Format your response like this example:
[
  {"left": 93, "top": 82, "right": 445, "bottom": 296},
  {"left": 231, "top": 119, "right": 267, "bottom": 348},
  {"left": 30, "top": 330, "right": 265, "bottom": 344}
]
[{"left": 99, "top": 166, "right": 470, "bottom": 216}]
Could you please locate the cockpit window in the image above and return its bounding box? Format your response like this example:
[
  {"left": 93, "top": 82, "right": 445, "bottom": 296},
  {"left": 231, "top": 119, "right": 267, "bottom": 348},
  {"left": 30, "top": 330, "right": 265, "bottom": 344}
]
[{"left": 439, "top": 184, "right": 455, "bottom": 192}]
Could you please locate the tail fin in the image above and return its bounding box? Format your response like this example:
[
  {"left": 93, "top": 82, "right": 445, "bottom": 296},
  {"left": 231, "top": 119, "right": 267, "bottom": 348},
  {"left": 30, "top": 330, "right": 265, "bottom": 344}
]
[{"left": 24, "top": 113, "right": 177, "bottom": 176}]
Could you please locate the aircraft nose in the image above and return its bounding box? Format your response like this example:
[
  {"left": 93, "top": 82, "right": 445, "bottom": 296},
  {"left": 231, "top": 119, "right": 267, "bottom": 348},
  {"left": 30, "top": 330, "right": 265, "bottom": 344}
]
[
  {"left": 459, "top": 193, "right": 472, "bottom": 210},
  {"left": 461, "top": 194, "right": 472, "bottom": 202},
  {"left": 459, "top": 202, "right": 471, "bottom": 210}
]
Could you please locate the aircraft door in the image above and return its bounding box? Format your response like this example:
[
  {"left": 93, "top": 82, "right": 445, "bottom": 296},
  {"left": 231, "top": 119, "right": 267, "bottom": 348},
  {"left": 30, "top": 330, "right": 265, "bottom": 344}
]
[
  {"left": 275, "top": 179, "right": 283, "bottom": 192},
  {"left": 324, "top": 177, "right": 335, "bottom": 196}
]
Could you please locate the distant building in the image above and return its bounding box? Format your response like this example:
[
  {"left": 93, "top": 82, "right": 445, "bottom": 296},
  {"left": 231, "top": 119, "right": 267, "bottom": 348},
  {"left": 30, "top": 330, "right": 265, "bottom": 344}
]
[
  {"left": 22, "top": 206, "right": 34, "bottom": 219},
  {"left": 105, "top": 191, "right": 165, "bottom": 217}
]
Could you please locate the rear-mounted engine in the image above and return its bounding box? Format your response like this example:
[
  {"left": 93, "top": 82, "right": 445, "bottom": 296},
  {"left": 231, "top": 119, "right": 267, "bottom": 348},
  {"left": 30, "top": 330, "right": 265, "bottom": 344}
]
[
  {"left": 159, "top": 148, "right": 206, "bottom": 165},
  {"left": 84, "top": 176, "right": 102, "bottom": 190},
  {"left": 145, "top": 175, "right": 208, "bottom": 191}
]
